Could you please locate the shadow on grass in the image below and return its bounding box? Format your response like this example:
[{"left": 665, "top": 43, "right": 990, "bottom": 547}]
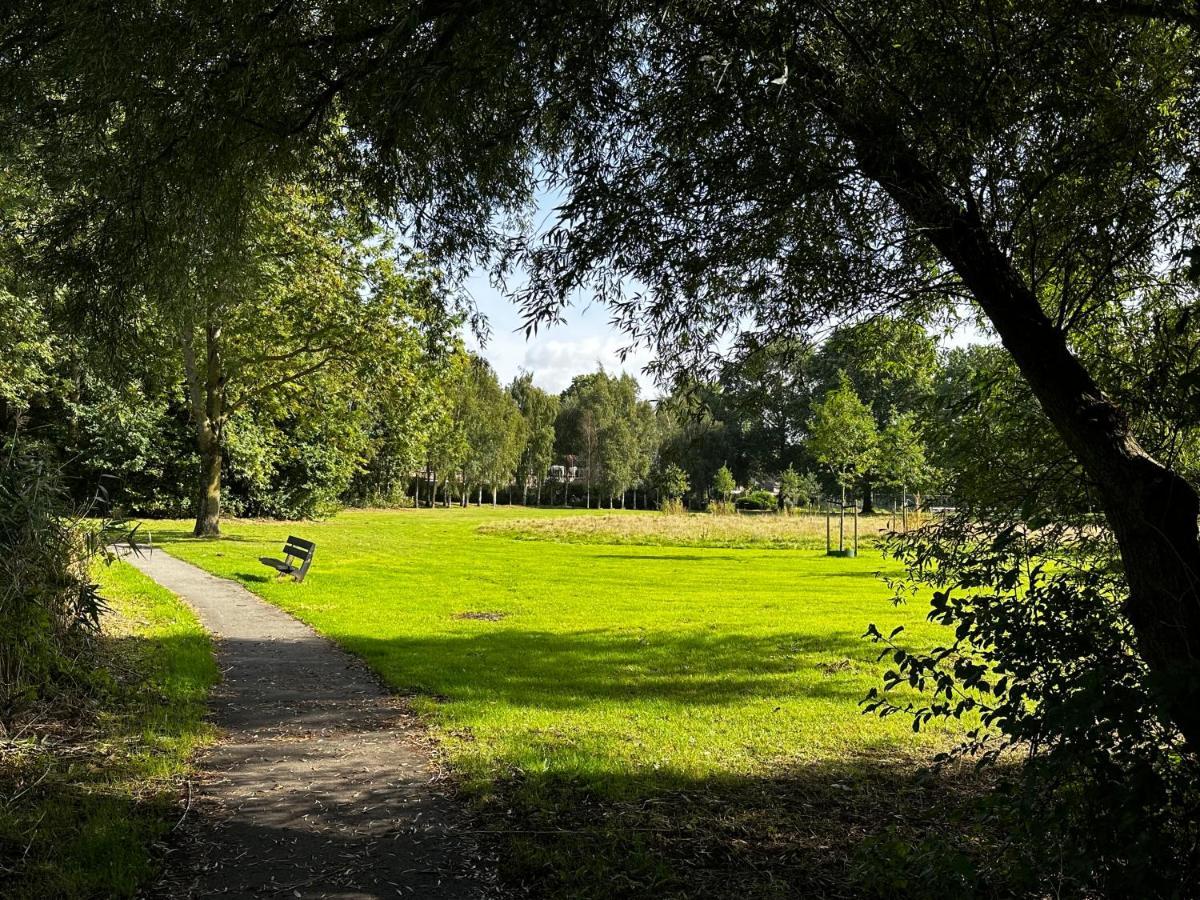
[
  {"left": 0, "top": 627, "right": 212, "bottom": 899},
  {"left": 233, "top": 571, "right": 273, "bottom": 584},
  {"left": 477, "top": 756, "right": 1012, "bottom": 899},
  {"left": 334, "top": 628, "right": 880, "bottom": 711},
  {"left": 137, "top": 526, "right": 263, "bottom": 545},
  {"left": 7, "top": 754, "right": 1004, "bottom": 899}
]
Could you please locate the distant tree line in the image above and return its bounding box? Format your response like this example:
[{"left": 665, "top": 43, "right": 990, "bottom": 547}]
[{"left": 11, "top": 228, "right": 1013, "bottom": 537}]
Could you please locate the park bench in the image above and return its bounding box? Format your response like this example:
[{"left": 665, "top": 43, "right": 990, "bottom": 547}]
[{"left": 259, "top": 536, "right": 316, "bottom": 583}]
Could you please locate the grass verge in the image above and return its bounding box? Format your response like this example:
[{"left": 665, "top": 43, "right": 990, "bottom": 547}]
[{"left": 0, "top": 560, "right": 217, "bottom": 898}]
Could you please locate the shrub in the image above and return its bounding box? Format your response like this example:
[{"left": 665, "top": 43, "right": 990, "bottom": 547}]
[
  {"left": 736, "top": 489, "right": 778, "bottom": 511},
  {"left": 862, "top": 515, "right": 1200, "bottom": 894},
  {"left": 0, "top": 437, "right": 129, "bottom": 729},
  {"left": 707, "top": 499, "right": 736, "bottom": 516}
]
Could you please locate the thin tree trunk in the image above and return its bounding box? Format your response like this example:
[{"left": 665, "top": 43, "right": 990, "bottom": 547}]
[{"left": 839, "top": 482, "right": 845, "bottom": 552}]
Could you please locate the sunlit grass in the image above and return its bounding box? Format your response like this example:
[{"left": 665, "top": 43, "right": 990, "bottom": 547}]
[
  {"left": 140, "top": 506, "right": 969, "bottom": 895},
  {"left": 479, "top": 508, "right": 905, "bottom": 550}
]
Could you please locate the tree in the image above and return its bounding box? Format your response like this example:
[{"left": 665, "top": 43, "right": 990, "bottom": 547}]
[
  {"left": 653, "top": 462, "right": 690, "bottom": 508},
  {"left": 778, "top": 465, "right": 822, "bottom": 512},
  {"left": 425, "top": 351, "right": 473, "bottom": 508},
  {"left": 712, "top": 465, "right": 736, "bottom": 503},
  {"left": 808, "top": 376, "right": 880, "bottom": 498},
  {"left": 462, "top": 358, "right": 526, "bottom": 504},
  {"left": 877, "top": 409, "right": 929, "bottom": 529},
  {"left": 510, "top": 373, "right": 559, "bottom": 505},
  {"left": 817, "top": 320, "right": 938, "bottom": 512},
  {"left": 168, "top": 183, "right": 443, "bottom": 535},
  {"left": 556, "top": 371, "right": 647, "bottom": 508},
  {"left": 809, "top": 375, "right": 879, "bottom": 550}
]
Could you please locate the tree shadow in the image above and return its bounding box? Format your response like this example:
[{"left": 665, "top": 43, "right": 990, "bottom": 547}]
[
  {"left": 233, "top": 571, "right": 273, "bottom": 584},
  {"left": 477, "top": 757, "right": 1013, "bottom": 899},
  {"left": 333, "top": 628, "right": 882, "bottom": 712}
]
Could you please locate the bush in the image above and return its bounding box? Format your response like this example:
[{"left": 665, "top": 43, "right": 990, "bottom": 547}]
[
  {"left": 736, "top": 489, "right": 778, "bottom": 511},
  {"left": 0, "top": 437, "right": 128, "bottom": 729},
  {"left": 707, "top": 499, "right": 736, "bottom": 516},
  {"left": 862, "top": 516, "right": 1200, "bottom": 895}
]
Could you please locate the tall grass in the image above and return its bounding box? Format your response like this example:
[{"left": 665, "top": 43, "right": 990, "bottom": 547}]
[
  {"left": 478, "top": 510, "right": 894, "bottom": 550},
  {"left": 0, "top": 562, "right": 217, "bottom": 897}
]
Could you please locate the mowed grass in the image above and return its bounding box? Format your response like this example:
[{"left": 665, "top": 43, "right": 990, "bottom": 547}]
[
  {"left": 0, "top": 561, "right": 217, "bottom": 898},
  {"left": 144, "top": 507, "right": 984, "bottom": 897}
]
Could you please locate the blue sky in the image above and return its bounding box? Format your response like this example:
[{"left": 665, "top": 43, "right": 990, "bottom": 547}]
[
  {"left": 458, "top": 186, "right": 661, "bottom": 397},
  {"left": 457, "top": 190, "right": 991, "bottom": 398},
  {"left": 461, "top": 270, "right": 659, "bottom": 397}
]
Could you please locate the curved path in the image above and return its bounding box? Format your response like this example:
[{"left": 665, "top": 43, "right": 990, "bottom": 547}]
[{"left": 123, "top": 547, "right": 491, "bottom": 899}]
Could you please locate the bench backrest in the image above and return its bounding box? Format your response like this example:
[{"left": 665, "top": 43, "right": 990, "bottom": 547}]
[
  {"left": 284, "top": 536, "right": 316, "bottom": 581},
  {"left": 283, "top": 536, "right": 315, "bottom": 561}
]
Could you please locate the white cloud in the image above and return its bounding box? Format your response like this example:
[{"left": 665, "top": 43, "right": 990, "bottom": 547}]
[
  {"left": 523, "top": 335, "right": 657, "bottom": 395},
  {"left": 466, "top": 327, "right": 659, "bottom": 397}
]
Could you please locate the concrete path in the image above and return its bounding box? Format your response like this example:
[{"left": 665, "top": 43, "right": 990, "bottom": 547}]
[{"left": 122, "top": 547, "right": 491, "bottom": 899}]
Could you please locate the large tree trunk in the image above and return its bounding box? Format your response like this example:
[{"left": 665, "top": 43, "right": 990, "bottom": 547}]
[
  {"left": 842, "top": 107, "right": 1200, "bottom": 752},
  {"left": 860, "top": 476, "right": 875, "bottom": 515},
  {"left": 195, "top": 439, "right": 222, "bottom": 536},
  {"left": 180, "top": 319, "right": 225, "bottom": 538}
]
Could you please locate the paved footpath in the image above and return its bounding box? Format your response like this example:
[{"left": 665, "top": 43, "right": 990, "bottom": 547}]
[{"left": 123, "top": 547, "right": 492, "bottom": 899}]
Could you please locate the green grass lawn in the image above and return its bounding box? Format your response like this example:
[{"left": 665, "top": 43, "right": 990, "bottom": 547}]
[
  {"left": 0, "top": 561, "right": 217, "bottom": 898},
  {"left": 144, "top": 506, "right": 989, "bottom": 897}
]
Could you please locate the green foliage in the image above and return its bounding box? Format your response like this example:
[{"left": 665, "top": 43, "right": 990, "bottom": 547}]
[
  {"left": 511, "top": 373, "right": 560, "bottom": 502},
  {"left": 557, "top": 371, "right": 655, "bottom": 505},
  {"left": 58, "top": 381, "right": 195, "bottom": 518},
  {"left": 653, "top": 462, "right": 690, "bottom": 505},
  {"left": 0, "top": 437, "right": 127, "bottom": 726},
  {"left": 778, "top": 466, "right": 803, "bottom": 510},
  {"left": 808, "top": 374, "right": 879, "bottom": 489},
  {"left": 711, "top": 464, "right": 736, "bottom": 501},
  {"left": 735, "top": 488, "right": 777, "bottom": 511},
  {"left": 462, "top": 357, "right": 527, "bottom": 500},
  {"left": 0, "top": 285, "right": 53, "bottom": 412},
  {"left": 877, "top": 409, "right": 930, "bottom": 495},
  {"left": 864, "top": 518, "right": 1199, "bottom": 894}
]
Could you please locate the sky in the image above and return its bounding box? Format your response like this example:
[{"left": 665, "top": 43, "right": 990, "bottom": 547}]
[
  {"left": 461, "top": 268, "right": 994, "bottom": 399},
  {"left": 458, "top": 192, "right": 993, "bottom": 399},
  {"left": 460, "top": 270, "right": 660, "bottom": 398}
]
